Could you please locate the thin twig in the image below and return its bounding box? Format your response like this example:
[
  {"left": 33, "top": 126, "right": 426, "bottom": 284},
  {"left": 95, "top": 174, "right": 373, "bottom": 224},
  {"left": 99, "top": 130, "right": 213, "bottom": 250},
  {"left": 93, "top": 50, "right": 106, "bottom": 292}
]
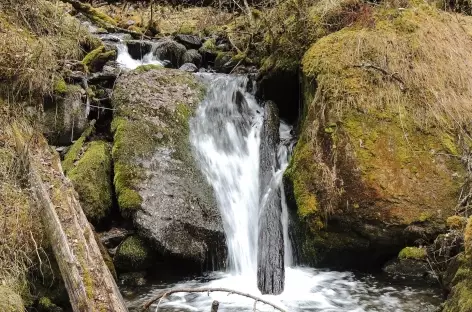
[
  {"left": 141, "top": 288, "right": 287, "bottom": 312},
  {"left": 353, "top": 61, "right": 407, "bottom": 91}
]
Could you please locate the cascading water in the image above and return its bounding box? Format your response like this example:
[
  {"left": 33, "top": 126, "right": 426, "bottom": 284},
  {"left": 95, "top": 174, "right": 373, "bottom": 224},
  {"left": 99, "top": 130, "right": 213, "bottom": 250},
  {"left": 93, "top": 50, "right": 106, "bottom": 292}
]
[
  {"left": 190, "top": 75, "right": 263, "bottom": 276},
  {"left": 124, "top": 73, "right": 442, "bottom": 311}
]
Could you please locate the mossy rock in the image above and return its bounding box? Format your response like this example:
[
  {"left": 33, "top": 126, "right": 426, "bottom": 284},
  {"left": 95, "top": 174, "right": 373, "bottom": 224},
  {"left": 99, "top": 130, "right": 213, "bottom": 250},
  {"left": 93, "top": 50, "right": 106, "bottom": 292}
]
[
  {"left": 443, "top": 217, "right": 472, "bottom": 311},
  {"left": 66, "top": 140, "right": 113, "bottom": 225},
  {"left": 43, "top": 85, "right": 88, "bottom": 145},
  {"left": 82, "top": 46, "right": 117, "bottom": 73},
  {"left": 398, "top": 247, "right": 426, "bottom": 260},
  {"left": 114, "top": 236, "right": 153, "bottom": 272},
  {"left": 447, "top": 215, "right": 467, "bottom": 230},
  {"left": 111, "top": 68, "right": 225, "bottom": 265},
  {"left": 0, "top": 286, "right": 24, "bottom": 312},
  {"left": 286, "top": 3, "right": 469, "bottom": 268},
  {"left": 37, "top": 297, "right": 62, "bottom": 312}
]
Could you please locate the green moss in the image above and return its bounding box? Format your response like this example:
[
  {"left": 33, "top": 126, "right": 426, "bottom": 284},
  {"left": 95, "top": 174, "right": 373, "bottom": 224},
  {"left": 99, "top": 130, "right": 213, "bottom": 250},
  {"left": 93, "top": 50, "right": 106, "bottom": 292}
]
[
  {"left": 70, "top": 1, "right": 116, "bottom": 28},
  {"left": 442, "top": 133, "right": 460, "bottom": 156},
  {"left": 398, "top": 247, "right": 426, "bottom": 260},
  {"left": 62, "top": 122, "right": 95, "bottom": 173},
  {"left": 38, "top": 297, "right": 61, "bottom": 312},
  {"left": 200, "top": 38, "right": 217, "bottom": 53},
  {"left": 54, "top": 78, "right": 67, "bottom": 95},
  {"left": 134, "top": 64, "right": 164, "bottom": 73},
  {"left": 82, "top": 46, "right": 116, "bottom": 73},
  {"left": 178, "top": 22, "right": 196, "bottom": 35},
  {"left": 67, "top": 141, "right": 113, "bottom": 224},
  {"left": 114, "top": 236, "right": 153, "bottom": 272}
]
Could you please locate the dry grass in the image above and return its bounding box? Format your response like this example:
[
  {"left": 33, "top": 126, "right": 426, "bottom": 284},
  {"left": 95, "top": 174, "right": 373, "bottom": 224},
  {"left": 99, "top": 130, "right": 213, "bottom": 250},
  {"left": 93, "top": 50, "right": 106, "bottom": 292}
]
[
  {"left": 0, "top": 118, "right": 45, "bottom": 302},
  {"left": 303, "top": 4, "right": 472, "bottom": 131},
  {"left": 0, "top": 0, "right": 91, "bottom": 102}
]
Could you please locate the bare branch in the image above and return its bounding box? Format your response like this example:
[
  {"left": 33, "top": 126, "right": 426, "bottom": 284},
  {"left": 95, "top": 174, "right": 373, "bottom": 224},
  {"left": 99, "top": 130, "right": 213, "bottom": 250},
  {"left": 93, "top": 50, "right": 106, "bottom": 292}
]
[
  {"left": 353, "top": 61, "right": 407, "bottom": 91},
  {"left": 141, "top": 287, "right": 287, "bottom": 312}
]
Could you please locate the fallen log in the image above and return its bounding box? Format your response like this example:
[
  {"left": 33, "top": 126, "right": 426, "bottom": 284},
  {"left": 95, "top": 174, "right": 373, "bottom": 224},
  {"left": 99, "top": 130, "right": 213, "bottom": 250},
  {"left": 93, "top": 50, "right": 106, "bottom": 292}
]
[
  {"left": 10, "top": 123, "right": 127, "bottom": 312},
  {"left": 141, "top": 287, "right": 287, "bottom": 312}
]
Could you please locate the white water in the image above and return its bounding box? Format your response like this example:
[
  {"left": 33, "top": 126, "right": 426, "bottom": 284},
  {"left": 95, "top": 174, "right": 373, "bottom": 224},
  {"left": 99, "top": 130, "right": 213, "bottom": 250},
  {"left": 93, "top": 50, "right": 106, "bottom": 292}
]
[
  {"left": 116, "top": 44, "right": 163, "bottom": 70},
  {"left": 190, "top": 74, "right": 263, "bottom": 276},
  {"left": 124, "top": 74, "right": 440, "bottom": 311}
]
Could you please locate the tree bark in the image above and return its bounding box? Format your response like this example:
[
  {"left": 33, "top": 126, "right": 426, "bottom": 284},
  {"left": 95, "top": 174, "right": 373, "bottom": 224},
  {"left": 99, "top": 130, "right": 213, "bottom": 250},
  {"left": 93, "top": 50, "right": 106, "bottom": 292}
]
[{"left": 10, "top": 124, "right": 127, "bottom": 312}]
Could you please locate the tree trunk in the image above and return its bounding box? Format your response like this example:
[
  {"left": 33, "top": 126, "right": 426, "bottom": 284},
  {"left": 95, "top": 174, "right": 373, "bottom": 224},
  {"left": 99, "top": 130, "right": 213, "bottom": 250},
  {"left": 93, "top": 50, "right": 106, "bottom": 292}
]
[{"left": 10, "top": 124, "right": 128, "bottom": 312}]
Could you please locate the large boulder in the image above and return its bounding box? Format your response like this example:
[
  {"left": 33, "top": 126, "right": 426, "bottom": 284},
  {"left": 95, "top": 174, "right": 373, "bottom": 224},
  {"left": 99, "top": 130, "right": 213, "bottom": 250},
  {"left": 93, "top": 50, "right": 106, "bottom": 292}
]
[
  {"left": 285, "top": 6, "right": 470, "bottom": 270},
  {"left": 152, "top": 39, "right": 187, "bottom": 68},
  {"left": 111, "top": 68, "right": 226, "bottom": 267}
]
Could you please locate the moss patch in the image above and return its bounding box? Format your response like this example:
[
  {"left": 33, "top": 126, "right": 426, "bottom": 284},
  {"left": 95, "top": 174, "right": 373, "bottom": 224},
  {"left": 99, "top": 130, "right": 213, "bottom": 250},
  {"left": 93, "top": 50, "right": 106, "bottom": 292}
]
[
  {"left": 134, "top": 64, "right": 164, "bottom": 73},
  {"left": 82, "top": 46, "right": 116, "bottom": 73},
  {"left": 0, "top": 286, "right": 24, "bottom": 312},
  {"left": 67, "top": 141, "right": 113, "bottom": 225},
  {"left": 62, "top": 122, "right": 95, "bottom": 174},
  {"left": 398, "top": 247, "right": 426, "bottom": 260},
  {"left": 114, "top": 236, "right": 153, "bottom": 272}
]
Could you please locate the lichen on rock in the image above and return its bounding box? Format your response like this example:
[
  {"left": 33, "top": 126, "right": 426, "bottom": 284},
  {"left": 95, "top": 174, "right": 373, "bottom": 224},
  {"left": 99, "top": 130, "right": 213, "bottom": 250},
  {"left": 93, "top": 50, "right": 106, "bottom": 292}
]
[{"left": 111, "top": 67, "right": 225, "bottom": 266}]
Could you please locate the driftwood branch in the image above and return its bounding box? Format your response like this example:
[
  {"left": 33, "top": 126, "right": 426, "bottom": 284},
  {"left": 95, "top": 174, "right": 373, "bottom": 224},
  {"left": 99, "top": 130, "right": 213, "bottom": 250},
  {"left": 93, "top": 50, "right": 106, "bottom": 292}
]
[
  {"left": 141, "top": 287, "right": 287, "bottom": 312},
  {"left": 353, "top": 61, "right": 407, "bottom": 91}
]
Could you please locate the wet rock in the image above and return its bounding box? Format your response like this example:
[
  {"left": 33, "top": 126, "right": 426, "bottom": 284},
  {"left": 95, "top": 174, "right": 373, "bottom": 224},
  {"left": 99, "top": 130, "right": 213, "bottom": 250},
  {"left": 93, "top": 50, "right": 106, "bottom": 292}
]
[
  {"left": 258, "top": 101, "right": 284, "bottom": 295},
  {"left": 100, "top": 228, "right": 132, "bottom": 249},
  {"left": 182, "top": 49, "right": 202, "bottom": 67},
  {"left": 43, "top": 85, "right": 88, "bottom": 145},
  {"left": 118, "top": 271, "right": 147, "bottom": 287},
  {"left": 179, "top": 63, "right": 198, "bottom": 72},
  {"left": 82, "top": 46, "right": 117, "bottom": 73},
  {"left": 114, "top": 236, "right": 154, "bottom": 272},
  {"left": 126, "top": 40, "right": 153, "bottom": 59},
  {"left": 111, "top": 68, "right": 225, "bottom": 267},
  {"left": 214, "top": 52, "right": 238, "bottom": 73},
  {"left": 153, "top": 39, "right": 187, "bottom": 67},
  {"left": 383, "top": 258, "right": 432, "bottom": 279},
  {"left": 175, "top": 34, "right": 203, "bottom": 49}
]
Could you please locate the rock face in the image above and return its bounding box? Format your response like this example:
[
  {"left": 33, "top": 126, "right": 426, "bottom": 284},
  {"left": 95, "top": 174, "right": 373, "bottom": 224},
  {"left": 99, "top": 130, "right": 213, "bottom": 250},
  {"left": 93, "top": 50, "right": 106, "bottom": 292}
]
[
  {"left": 257, "top": 101, "right": 285, "bottom": 295},
  {"left": 111, "top": 68, "right": 225, "bottom": 267},
  {"left": 182, "top": 49, "right": 202, "bottom": 67},
  {"left": 175, "top": 34, "right": 202, "bottom": 49},
  {"left": 43, "top": 85, "right": 88, "bottom": 145},
  {"left": 285, "top": 7, "right": 468, "bottom": 270}
]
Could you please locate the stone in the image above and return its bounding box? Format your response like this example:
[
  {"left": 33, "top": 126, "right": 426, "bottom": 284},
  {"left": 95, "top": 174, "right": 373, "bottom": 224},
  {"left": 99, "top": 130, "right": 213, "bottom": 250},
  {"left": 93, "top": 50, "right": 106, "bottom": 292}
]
[
  {"left": 182, "top": 49, "right": 202, "bottom": 67},
  {"left": 179, "top": 63, "right": 198, "bottom": 72},
  {"left": 125, "top": 40, "right": 153, "bottom": 60},
  {"left": 152, "top": 39, "right": 187, "bottom": 68},
  {"left": 100, "top": 228, "right": 132, "bottom": 249},
  {"left": 43, "top": 84, "right": 88, "bottom": 145},
  {"left": 114, "top": 236, "right": 154, "bottom": 272},
  {"left": 175, "top": 34, "right": 202, "bottom": 49},
  {"left": 111, "top": 68, "right": 226, "bottom": 266}
]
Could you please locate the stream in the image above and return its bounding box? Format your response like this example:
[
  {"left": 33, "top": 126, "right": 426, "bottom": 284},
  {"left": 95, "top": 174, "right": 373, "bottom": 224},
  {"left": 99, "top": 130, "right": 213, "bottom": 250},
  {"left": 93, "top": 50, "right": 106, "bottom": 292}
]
[{"left": 110, "top": 37, "right": 442, "bottom": 312}]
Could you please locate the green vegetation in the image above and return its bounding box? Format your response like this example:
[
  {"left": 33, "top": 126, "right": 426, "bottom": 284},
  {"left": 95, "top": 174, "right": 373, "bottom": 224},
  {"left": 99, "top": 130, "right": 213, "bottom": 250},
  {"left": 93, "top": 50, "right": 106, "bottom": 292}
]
[
  {"left": 114, "top": 236, "right": 153, "bottom": 272},
  {"left": 447, "top": 216, "right": 467, "bottom": 229},
  {"left": 67, "top": 141, "right": 113, "bottom": 225},
  {"left": 82, "top": 46, "right": 116, "bottom": 73},
  {"left": 398, "top": 247, "right": 426, "bottom": 260},
  {"left": 443, "top": 217, "right": 472, "bottom": 311},
  {"left": 135, "top": 64, "right": 164, "bottom": 73},
  {"left": 62, "top": 123, "right": 95, "bottom": 173}
]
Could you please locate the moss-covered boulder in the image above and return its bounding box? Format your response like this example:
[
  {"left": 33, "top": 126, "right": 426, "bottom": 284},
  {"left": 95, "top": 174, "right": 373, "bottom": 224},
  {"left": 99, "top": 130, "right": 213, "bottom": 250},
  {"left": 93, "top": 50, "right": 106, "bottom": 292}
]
[
  {"left": 286, "top": 4, "right": 472, "bottom": 269},
  {"left": 0, "top": 286, "right": 24, "bottom": 312},
  {"left": 443, "top": 217, "right": 472, "bottom": 311},
  {"left": 82, "top": 46, "right": 117, "bottom": 73},
  {"left": 111, "top": 68, "right": 225, "bottom": 266},
  {"left": 114, "top": 236, "right": 153, "bottom": 272},
  {"left": 63, "top": 135, "right": 113, "bottom": 225},
  {"left": 43, "top": 84, "right": 88, "bottom": 145}
]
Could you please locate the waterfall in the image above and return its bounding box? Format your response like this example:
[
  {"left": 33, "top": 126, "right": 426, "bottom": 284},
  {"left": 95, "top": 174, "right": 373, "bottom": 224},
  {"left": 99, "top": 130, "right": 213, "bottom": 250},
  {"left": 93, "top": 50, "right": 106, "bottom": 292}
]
[{"left": 190, "top": 74, "right": 293, "bottom": 291}]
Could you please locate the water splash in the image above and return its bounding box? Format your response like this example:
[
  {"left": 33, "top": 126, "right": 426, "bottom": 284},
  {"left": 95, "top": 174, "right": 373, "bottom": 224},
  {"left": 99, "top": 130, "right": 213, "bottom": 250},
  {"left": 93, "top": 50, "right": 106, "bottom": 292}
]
[{"left": 190, "top": 74, "right": 263, "bottom": 276}]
